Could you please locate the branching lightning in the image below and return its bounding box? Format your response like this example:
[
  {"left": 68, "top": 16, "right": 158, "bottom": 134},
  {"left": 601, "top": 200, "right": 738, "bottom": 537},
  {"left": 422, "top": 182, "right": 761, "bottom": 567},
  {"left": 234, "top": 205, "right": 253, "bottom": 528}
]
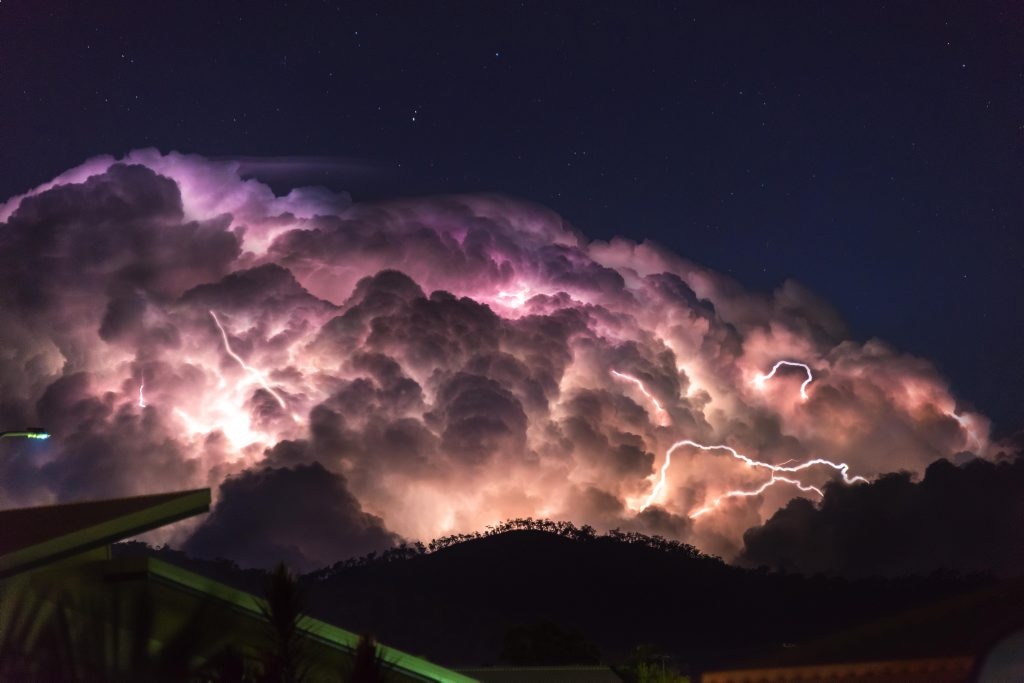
[
  {"left": 754, "top": 360, "right": 814, "bottom": 400},
  {"left": 610, "top": 370, "right": 670, "bottom": 426},
  {"left": 640, "top": 439, "right": 867, "bottom": 516},
  {"left": 640, "top": 439, "right": 691, "bottom": 510},
  {"left": 669, "top": 441, "right": 867, "bottom": 485},
  {"left": 636, "top": 359, "right": 867, "bottom": 517},
  {"left": 209, "top": 310, "right": 288, "bottom": 410},
  {"left": 689, "top": 475, "right": 823, "bottom": 518}
]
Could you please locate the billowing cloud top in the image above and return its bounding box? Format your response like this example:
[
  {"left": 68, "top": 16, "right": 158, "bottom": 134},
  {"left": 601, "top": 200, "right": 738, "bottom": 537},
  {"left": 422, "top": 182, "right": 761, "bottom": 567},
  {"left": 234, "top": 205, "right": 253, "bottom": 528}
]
[{"left": 0, "top": 151, "right": 1000, "bottom": 571}]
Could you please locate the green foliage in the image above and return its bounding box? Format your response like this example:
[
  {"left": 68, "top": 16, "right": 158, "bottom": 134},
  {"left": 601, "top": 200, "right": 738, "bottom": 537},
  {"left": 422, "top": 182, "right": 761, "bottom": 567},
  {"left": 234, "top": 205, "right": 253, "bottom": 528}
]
[
  {"left": 0, "top": 574, "right": 228, "bottom": 681},
  {"left": 618, "top": 645, "right": 689, "bottom": 683},
  {"left": 257, "top": 562, "right": 311, "bottom": 683},
  {"left": 631, "top": 661, "right": 689, "bottom": 683}
]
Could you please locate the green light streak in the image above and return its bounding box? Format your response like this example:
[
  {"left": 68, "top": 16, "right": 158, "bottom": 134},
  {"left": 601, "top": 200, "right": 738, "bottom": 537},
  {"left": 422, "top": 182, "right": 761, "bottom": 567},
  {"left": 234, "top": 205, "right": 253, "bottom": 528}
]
[{"left": 0, "top": 429, "right": 50, "bottom": 440}]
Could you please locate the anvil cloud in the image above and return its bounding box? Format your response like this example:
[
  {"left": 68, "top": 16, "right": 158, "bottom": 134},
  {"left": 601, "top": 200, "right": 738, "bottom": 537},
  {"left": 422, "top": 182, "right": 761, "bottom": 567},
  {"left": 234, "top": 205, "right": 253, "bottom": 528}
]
[{"left": 0, "top": 151, "right": 1002, "bottom": 571}]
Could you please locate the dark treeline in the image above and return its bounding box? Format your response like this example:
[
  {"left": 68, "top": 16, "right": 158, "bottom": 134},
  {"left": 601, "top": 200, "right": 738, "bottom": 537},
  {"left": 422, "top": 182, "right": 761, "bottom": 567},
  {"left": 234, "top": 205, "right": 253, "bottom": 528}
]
[
  {"left": 117, "top": 517, "right": 719, "bottom": 592},
  {"left": 305, "top": 517, "right": 718, "bottom": 579}
]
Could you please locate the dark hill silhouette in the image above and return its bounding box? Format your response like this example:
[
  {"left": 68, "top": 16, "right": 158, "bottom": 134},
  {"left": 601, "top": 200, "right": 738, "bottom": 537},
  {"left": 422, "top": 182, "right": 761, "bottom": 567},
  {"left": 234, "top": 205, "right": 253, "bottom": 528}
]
[
  {"left": 119, "top": 522, "right": 1011, "bottom": 670},
  {"left": 292, "top": 529, "right": 994, "bottom": 668}
]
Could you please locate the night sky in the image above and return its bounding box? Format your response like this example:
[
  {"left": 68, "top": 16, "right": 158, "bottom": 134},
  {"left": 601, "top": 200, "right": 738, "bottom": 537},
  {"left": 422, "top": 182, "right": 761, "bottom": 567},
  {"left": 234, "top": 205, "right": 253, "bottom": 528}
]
[
  {"left": 3, "top": 1, "right": 1024, "bottom": 579},
  {"left": 2, "top": 1, "right": 1022, "bottom": 435},
  {"left": 2, "top": 3, "right": 1024, "bottom": 432}
]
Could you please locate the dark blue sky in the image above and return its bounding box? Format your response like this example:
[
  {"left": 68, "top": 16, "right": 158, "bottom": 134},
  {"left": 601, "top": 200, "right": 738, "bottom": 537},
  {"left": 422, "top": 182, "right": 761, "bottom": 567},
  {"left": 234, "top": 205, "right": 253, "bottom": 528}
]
[{"left": 2, "top": 2, "right": 1022, "bottom": 434}]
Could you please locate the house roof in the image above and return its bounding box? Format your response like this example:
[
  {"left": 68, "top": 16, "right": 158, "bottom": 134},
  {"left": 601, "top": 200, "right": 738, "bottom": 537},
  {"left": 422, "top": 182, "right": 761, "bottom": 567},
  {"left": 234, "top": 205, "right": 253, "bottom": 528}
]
[
  {"left": 0, "top": 488, "right": 211, "bottom": 578},
  {"left": 109, "top": 554, "right": 478, "bottom": 683},
  {"left": 0, "top": 489, "right": 478, "bottom": 681},
  {"left": 0, "top": 491, "right": 476, "bottom": 682}
]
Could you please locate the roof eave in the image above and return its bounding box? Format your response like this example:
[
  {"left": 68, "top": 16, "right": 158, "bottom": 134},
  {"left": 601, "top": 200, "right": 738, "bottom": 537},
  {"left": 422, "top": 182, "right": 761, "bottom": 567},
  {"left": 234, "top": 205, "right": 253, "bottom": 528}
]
[{"left": 0, "top": 488, "right": 211, "bottom": 579}]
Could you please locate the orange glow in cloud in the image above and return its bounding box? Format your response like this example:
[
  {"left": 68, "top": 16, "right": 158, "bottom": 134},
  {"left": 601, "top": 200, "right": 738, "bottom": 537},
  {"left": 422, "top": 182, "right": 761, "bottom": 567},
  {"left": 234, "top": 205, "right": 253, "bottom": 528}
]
[{"left": 0, "top": 151, "right": 1000, "bottom": 562}]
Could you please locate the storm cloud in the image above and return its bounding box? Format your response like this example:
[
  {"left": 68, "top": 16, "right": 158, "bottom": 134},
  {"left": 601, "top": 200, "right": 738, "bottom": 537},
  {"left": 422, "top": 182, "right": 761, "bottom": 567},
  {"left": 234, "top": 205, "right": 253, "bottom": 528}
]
[
  {"left": 0, "top": 150, "right": 1012, "bottom": 570},
  {"left": 740, "top": 451, "right": 1024, "bottom": 577},
  {"left": 184, "top": 462, "right": 398, "bottom": 573}
]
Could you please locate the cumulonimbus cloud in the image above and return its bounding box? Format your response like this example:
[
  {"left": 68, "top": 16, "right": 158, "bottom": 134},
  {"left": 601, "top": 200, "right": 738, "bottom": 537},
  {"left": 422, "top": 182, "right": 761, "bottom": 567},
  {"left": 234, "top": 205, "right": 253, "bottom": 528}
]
[
  {"left": 0, "top": 150, "right": 1007, "bottom": 570},
  {"left": 740, "top": 453, "right": 1024, "bottom": 577}
]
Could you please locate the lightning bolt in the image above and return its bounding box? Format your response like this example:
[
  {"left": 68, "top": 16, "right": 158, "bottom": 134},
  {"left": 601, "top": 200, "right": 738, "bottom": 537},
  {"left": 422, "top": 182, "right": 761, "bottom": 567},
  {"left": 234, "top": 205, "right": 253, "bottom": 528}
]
[
  {"left": 950, "top": 411, "right": 984, "bottom": 452},
  {"left": 689, "top": 475, "right": 824, "bottom": 518},
  {"left": 610, "top": 370, "right": 670, "bottom": 426},
  {"left": 138, "top": 381, "right": 146, "bottom": 408},
  {"left": 640, "top": 439, "right": 867, "bottom": 515},
  {"left": 641, "top": 439, "right": 692, "bottom": 510},
  {"left": 209, "top": 310, "right": 288, "bottom": 410},
  {"left": 754, "top": 360, "right": 814, "bottom": 400},
  {"left": 636, "top": 359, "right": 863, "bottom": 514}
]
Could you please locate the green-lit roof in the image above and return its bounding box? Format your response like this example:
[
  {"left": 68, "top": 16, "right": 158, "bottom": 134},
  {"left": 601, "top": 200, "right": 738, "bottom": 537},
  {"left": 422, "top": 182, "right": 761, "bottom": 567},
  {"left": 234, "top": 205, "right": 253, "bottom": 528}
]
[
  {"left": 0, "top": 488, "right": 211, "bottom": 578},
  {"left": 116, "top": 554, "right": 477, "bottom": 683},
  {"left": 0, "top": 489, "right": 476, "bottom": 682}
]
